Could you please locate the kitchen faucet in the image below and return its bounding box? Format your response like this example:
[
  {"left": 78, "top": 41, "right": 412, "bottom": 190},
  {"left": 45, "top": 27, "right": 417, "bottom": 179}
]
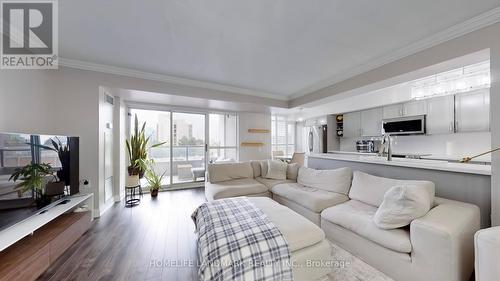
[{"left": 380, "top": 133, "right": 392, "bottom": 161}]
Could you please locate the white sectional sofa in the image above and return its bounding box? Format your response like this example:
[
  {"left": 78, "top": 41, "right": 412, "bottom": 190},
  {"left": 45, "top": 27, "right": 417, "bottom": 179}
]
[
  {"left": 321, "top": 171, "right": 480, "bottom": 281},
  {"left": 205, "top": 161, "right": 480, "bottom": 281},
  {"left": 205, "top": 160, "right": 296, "bottom": 201}
]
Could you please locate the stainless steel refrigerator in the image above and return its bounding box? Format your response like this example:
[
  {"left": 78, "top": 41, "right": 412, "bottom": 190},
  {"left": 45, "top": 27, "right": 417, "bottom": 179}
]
[{"left": 303, "top": 125, "right": 327, "bottom": 154}]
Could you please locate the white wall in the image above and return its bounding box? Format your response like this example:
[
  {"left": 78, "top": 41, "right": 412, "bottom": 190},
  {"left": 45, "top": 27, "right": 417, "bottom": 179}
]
[
  {"left": 238, "top": 113, "right": 271, "bottom": 161},
  {"left": 0, "top": 69, "right": 100, "bottom": 213}
]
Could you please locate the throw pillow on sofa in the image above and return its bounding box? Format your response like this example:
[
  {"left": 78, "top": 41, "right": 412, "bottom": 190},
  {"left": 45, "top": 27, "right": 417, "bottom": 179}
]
[
  {"left": 266, "top": 160, "right": 288, "bottom": 180},
  {"left": 286, "top": 163, "right": 299, "bottom": 180},
  {"left": 207, "top": 162, "right": 253, "bottom": 183},
  {"left": 297, "top": 166, "right": 352, "bottom": 195},
  {"left": 373, "top": 185, "right": 433, "bottom": 229},
  {"left": 260, "top": 161, "right": 269, "bottom": 178},
  {"left": 349, "top": 171, "right": 435, "bottom": 207}
]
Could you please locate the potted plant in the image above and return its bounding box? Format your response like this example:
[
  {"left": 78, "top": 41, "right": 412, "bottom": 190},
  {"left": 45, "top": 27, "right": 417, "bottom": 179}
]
[
  {"left": 35, "top": 137, "right": 71, "bottom": 186},
  {"left": 144, "top": 160, "right": 165, "bottom": 198},
  {"left": 126, "top": 114, "right": 166, "bottom": 178},
  {"left": 9, "top": 163, "right": 62, "bottom": 208}
]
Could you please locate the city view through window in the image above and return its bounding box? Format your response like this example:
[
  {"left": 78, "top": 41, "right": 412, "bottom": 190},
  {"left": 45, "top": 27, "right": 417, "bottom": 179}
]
[{"left": 129, "top": 109, "right": 237, "bottom": 188}]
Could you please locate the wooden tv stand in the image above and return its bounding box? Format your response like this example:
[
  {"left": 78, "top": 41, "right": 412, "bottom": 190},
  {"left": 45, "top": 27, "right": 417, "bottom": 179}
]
[{"left": 0, "top": 194, "right": 93, "bottom": 281}]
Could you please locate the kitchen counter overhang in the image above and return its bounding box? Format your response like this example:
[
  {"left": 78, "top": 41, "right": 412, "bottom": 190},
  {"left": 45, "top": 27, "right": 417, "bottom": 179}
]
[{"left": 309, "top": 153, "right": 491, "bottom": 175}]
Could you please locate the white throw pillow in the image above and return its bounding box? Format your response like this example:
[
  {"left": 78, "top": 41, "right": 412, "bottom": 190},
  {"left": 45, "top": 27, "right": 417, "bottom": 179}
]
[
  {"left": 286, "top": 163, "right": 300, "bottom": 180},
  {"left": 207, "top": 162, "right": 253, "bottom": 183},
  {"left": 349, "top": 171, "right": 435, "bottom": 207},
  {"left": 266, "top": 160, "right": 288, "bottom": 180},
  {"left": 260, "top": 161, "right": 269, "bottom": 178},
  {"left": 373, "top": 185, "right": 433, "bottom": 229},
  {"left": 297, "top": 166, "right": 352, "bottom": 195}
]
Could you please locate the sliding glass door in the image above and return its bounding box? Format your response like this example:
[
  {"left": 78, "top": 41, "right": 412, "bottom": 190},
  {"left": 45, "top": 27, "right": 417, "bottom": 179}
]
[
  {"left": 172, "top": 112, "right": 206, "bottom": 184},
  {"left": 129, "top": 108, "right": 237, "bottom": 189}
]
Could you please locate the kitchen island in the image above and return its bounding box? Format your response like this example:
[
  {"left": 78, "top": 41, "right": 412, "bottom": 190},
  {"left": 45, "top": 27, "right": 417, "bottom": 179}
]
[{"left": 307, "top": 153, "right": 491, "bottom": 227}]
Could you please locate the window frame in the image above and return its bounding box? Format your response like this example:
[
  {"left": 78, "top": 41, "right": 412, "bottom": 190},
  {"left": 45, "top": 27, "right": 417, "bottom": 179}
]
[
  {"left": 271, "top": 115, "right": 295, "bottom": 156},
  {"left": 208, "top": 113, "right": 239, "bottom": 162}
]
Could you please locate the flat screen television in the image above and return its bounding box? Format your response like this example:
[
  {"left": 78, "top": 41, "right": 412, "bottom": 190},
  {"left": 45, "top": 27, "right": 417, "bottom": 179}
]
[{"left": 0, "top": 132, "right": 79, "bottom": 231}]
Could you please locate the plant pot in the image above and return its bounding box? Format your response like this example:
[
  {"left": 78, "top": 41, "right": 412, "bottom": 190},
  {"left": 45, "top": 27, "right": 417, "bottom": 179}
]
[
  {"left": 150, "top": 189, "right": 159, "bottom": 198},
  {"left": 128, "top": 166, "right": 145, "bottom": 179}
]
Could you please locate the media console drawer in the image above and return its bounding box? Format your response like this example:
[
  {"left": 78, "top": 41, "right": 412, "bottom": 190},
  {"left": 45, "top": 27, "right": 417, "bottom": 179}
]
[{"left": 0, "top": 211, "right": 92, "bottom": 281}]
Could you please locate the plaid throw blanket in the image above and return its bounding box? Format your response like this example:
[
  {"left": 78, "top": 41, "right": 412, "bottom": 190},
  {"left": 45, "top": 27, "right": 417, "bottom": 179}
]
[{"left": 192, "top": 198, "right": 293, "bottom": 281}]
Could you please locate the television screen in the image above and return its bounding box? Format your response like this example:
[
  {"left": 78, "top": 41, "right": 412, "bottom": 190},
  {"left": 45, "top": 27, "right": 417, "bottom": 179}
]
[{"left": 0, "top": 132, "right": 79, "bottom": 231}]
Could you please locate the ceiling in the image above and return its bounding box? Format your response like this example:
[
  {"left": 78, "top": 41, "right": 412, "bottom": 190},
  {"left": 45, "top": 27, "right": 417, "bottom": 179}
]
[{"left": 60, "top": 0, "right": 500, "bottom": 99}]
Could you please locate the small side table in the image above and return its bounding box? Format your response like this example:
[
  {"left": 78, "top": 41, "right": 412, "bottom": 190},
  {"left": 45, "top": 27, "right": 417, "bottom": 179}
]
[{"left": 125, "top": 184, "right": 142, "bottom": 207}]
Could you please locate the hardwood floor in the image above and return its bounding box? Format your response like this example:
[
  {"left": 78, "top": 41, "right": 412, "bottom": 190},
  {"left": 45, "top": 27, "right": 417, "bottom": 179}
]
[{"left": 37, "top": 188, "right": 206, "bottom": 281}]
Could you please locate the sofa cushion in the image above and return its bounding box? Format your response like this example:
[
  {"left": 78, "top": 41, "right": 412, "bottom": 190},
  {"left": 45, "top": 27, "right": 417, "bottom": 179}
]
[
  {"left": 266, "top": 160, "right": 288, "bottom": 180},
  {"left": 297, "top": 167, "right": 352, "bottom": 195},
  {"left": 374, "top": 185, "right": 433, "bottom": 229},
  {"left": 255, "top": 177, "right": 294, "bottom": 189},
  {"left": 205, "top": 178, "right": 268, "bottom": 201},
  {"left": 248, "top": 197, "right": 325, "bottom": 252},
  {"left": 286, "top": 163, "right": 299, "bottom": 181},
  {"left": 250, "top": 160, "right": 261, "bottom": 178},
  {"left": 322, "top": 200, "right": 412, "bottom": 253},
  {"left": 207, "top": 162, "right": 253, "bottom": 183},
  {"left": 260, "top": 161, "right": 269, "bottom": 178},
  {"left": 272, "top": 183, "right": 349, "bottom": 213},
  {"left": 348, "top": 171, "right": 435, "bottom": 207}
]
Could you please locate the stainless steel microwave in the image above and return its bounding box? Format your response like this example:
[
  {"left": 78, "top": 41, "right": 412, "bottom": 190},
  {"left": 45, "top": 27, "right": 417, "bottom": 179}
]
[{"left": 382, "top": 115, "right": 426, "bottom": 135}]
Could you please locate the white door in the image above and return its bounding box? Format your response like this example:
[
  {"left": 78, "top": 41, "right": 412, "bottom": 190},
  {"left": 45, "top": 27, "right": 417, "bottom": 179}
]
[
  {"left": 403, "top": 100, "right": 427, "bottom": 116},
  {"left": 426, "top": 95, "right": 455, "bottom": 134},
  {"left": 382, "top": 104, "right": 403, "bottom": 119},
  {"left": 343, "top": 112, "right": 361, "bottom": 138},
  {"left": 360, "top": 108, "right": 383, "bottom": 136},
  {"left": 455, "top": 89, "right": 490, "bottom": 132}
]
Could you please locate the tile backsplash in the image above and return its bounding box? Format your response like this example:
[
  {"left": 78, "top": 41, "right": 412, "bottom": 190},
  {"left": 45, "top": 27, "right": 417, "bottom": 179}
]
[{"left": 340, "top": 132, "right": 492, "bottom": 161}]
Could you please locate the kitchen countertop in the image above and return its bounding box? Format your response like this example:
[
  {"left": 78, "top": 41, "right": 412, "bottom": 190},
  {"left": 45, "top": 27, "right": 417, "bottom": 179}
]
[
  {"left": 327, "top": 150, "right": 491, "bottom": 163},
  {"left": 309, "top": 153, "right": 491, "bottom": 175}
]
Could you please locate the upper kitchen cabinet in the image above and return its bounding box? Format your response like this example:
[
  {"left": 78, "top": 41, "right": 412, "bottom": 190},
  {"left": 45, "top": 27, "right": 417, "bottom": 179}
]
[
  {"left": 360, "top": 108, "right": 383, "bottom": 136},
  {"left": 343, "top": 112, "right": 361, "bottom": 138},
  {"left": 403, "top": 100, "right": 427, "bottom": 117},
  {"left": 382, "top": 104, "right": 403, "bottom": 119},
  {"left": 382, "top": 100, "right": 427, "bottom": 119},
  {"left": 455, "top": 89, "right": 490, "bottom": 132},
  {"left": 426, "top": 95, "right": 455, "bottom": 134}
]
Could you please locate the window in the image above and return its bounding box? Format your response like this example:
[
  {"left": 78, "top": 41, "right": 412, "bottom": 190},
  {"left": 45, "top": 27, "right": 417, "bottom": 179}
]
[
  {"left": 209, "top": 114, "right": 238, "bottom": 162},
  {"left": 271, "top": 115, "right": 295, "bottom": 156}
]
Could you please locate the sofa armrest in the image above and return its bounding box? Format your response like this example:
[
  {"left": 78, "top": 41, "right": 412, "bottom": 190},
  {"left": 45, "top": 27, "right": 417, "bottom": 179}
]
[{"left": 410, "top": 201, "right": 480, "bottom": 281}]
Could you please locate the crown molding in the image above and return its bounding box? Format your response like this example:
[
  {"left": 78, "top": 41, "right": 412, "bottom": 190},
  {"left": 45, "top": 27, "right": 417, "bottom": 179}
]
[
  {"left": 289, "top": 6, "right": 500, "bottom": 100},
  {"left": 58, "top": 58, "right": 288, "bottom": 101}
]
